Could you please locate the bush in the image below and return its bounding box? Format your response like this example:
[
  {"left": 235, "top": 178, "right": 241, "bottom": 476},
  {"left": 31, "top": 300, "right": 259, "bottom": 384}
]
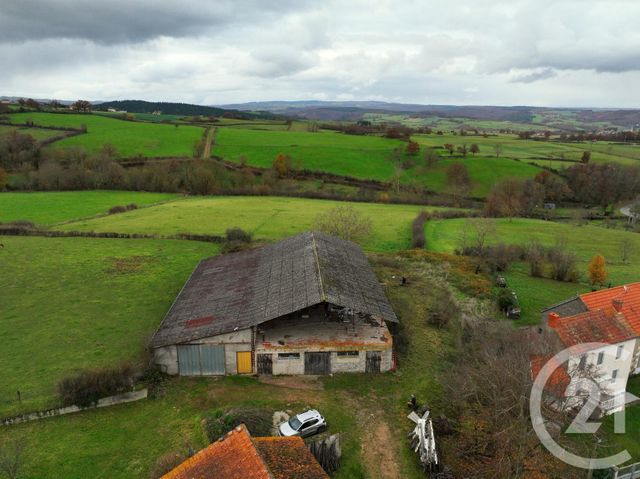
[
  {"left": 497, "top": 289, "right": 518, "bottom": 312},
  {"left": 411, "top": 211, "right": 429, "bottom": 249},
  {"left": 57, "top": 364, "right": 134, "bottom": 408},
  {"left": 225, "top": 227, "right": 252, "bottom": 243},
  {"left": 108, "top": 205, "right": 127, "bottom": 214},
  {"left": 148, "top": 450, "right": 186, "bottom": 479},
  {"left": 204, "top": 407, "right": 273, "bottom": 443},
  {"left": 428, "top": 288, "right": 460, "bottom": 328}
]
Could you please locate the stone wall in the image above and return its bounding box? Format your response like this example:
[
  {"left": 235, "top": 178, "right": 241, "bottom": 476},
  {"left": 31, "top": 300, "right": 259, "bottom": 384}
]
[{"left": 1, "top": 389, "right": 148, "bottom": 427}]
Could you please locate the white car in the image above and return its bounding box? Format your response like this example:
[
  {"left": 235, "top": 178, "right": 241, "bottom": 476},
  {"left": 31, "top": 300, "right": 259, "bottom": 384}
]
[{"left": 278, "top": 409, "right": 327, "bottom": 438}]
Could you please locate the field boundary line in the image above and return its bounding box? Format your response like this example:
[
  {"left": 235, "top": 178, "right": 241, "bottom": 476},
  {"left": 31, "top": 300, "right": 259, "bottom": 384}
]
[
  {"left": 49, "top": 195, "right": 191, "bottom": 228},
  {"left": 1, "top": 389, "right": 148, "bottom": 427}
]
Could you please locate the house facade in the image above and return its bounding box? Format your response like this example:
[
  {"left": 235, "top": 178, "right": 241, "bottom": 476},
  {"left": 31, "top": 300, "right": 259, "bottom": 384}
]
[
  {"left": 152, "top": 232, "right": 397, "bottom": 376},
  {"left": 541, "top": 283, "right": 640, "bottom": 414}
]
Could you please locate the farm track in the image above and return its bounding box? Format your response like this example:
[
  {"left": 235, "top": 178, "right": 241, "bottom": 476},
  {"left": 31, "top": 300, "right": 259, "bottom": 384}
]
[{"left": 201, "top": 127, "right": 215, "bottom": 159}]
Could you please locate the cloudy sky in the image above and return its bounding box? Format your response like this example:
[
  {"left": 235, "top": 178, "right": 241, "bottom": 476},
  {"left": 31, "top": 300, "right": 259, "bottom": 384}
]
[{"left": 2, "top": 0, "right": 639, "bottom": 107}]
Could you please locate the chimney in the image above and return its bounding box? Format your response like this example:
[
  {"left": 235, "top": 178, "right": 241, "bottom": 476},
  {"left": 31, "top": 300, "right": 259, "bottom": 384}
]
[
  {"left": 613, "top": 298, "right": 624, "bottom": 313},
  {"left": 548, "top": 312, "right": 561, "bottom": 328}
]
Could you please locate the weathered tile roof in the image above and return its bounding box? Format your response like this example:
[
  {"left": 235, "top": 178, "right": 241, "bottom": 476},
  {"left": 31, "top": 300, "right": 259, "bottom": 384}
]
[
  {"left": 552, "top": 309, "right": 637, "bottom": 348},
  {"left": 541, "top": 296, "right": 588, "bottom": 319},
  {"left": 162, "top": 424, "right": 271, "bottom": 479},
  {"left": 152, "top": 231, "right": 398, "bottom": 347},
  {"left": 254, "top": 437, "right": 329, "bottom": 479},
  {"left": 580, "top": 282, "right": 640, "bottom": 334}
]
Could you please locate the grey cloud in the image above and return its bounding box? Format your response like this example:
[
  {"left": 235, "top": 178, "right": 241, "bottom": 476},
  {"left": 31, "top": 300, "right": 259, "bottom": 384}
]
[
  {"left": 0, "top": 0, "right": 312, "bottom": 44},
  {"left": 509, "top": 68, "right": 557, "bottom": 83}
]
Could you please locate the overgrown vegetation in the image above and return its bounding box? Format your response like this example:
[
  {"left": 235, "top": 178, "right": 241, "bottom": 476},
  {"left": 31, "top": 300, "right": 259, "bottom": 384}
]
[{"left": 58, "top": 364, "right": 134, "bottom": 408}]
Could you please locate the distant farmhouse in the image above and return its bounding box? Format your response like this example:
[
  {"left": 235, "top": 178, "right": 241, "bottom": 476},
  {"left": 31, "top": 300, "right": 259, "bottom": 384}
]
[
  {"left": 539, "top": 283, "right": 640, "bottom": 414},
  {"left": 152, "top": 232, "right": 398, "bottom": 376}
]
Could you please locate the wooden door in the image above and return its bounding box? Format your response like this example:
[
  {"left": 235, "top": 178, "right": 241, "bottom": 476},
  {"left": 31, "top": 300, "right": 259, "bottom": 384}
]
[
  {"left": 236, "top": 351, "right": 253, "bottom": 374},
  {"left": 257, "top": 354, "right": 273, "bottom": 374},
  {"left": 366, "top": 351, "right": 382, "bottom": 373},
  {"left": 305, "top": 352, "right": 331, "bottom": 375}
]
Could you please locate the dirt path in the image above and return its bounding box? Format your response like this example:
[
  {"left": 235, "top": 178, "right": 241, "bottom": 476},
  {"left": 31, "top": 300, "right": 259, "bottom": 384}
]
[
  {"left": 201, "top": 127, "right": 215, "bottom": 159},
  {"left": 352, "top": 402, "right": 403, "bottom": 479}
]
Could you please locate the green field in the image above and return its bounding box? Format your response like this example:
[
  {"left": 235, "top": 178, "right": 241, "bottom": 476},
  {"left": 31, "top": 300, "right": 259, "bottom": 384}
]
[
  {"left": 414, "top": 133, "right": 639, "bottom": 166},
  {"left": 0, "top": 125, "right": 67, "bottom": 141},
  {"left": 55, "top": 195, "right": 460, "bottom": 252},
  {"left": 0, "top": 191, "right": 179, "bottom": 226},
  {"left": 0, "top": 236, "right": 217, "bottom": 415},
  {"left": 7, "top": 112, "right": 204, "bottom": 157},
  {"left": 425, "top": 217, "right": 640, "bottom": 323},
  {"left": 213, "top": 127, "right": 405, "bottom": 181},
  {"left": 408, "top": 156, "right": 545, "bottom": 197}
]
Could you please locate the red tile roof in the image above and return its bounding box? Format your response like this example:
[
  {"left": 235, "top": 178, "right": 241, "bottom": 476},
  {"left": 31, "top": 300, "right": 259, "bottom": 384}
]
[
  {"left": 552, "top": 309, "right": 637, "bottom": 348},
  {"left": 254, "top": 437, "right": 329, "bottom": 479},
  {"left": 580, "top": 282, "right": 640, "bottom": 334},
  {"left": 161, "top": 425, "right": 271, "bottom": 479},
  {"left": 162, "top": 425, "right": 329, "bottom": 479}
]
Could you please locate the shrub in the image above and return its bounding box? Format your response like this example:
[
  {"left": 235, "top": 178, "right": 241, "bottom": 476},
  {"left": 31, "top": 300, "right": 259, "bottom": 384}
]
[
  {"left": 497, "top": 289, "right": 518, "bottom": 312},
  {"left": 148, "top": 451, "right": 186, "bottom": 479},
  {"left": 125, "top": 203, "right": 138, "bottom": 211},
  {"left": 548, "top": 246, "right": 579, "bottom": 282},
  {"left": 428, "top": 288, "right": 459, "bottom": 328},
  {"left": 108, "top": 205, "right": 127, "bottom": 214},
  {"left": 313, "top": 206, "right": 373, "bottom": 244},
  {"left": 204, "top": 407, "right": 273, "bottom": 443},
  {"left": 225, "top": 227, "right": 252, "bottom": 243},
  {"left": 57, "top": 364, "right": 134, "bottom": 408},
  {"left": 411, "top": 211, "right": 429, "bottom": 249}
]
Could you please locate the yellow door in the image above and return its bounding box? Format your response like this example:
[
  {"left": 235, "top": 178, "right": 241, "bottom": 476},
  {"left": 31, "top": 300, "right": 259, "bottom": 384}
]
[{"left": 236, "top": 351, "right": 252, "bottom": 374}]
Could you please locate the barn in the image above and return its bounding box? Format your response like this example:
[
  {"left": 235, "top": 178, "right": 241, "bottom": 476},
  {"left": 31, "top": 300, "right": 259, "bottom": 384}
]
[{"left": 151, "top": 231, "right": 398, "bottom": 376}]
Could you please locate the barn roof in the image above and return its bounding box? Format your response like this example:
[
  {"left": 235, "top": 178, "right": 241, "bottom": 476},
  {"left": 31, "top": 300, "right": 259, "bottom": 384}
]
[{"left": 152, "top": 231, "right": 398, "bottom": 347}]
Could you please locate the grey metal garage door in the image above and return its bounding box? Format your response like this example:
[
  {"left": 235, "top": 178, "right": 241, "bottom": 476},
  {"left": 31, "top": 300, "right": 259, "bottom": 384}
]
[{"left": 178, "top": 345, "right": 225, "bottom": 375}]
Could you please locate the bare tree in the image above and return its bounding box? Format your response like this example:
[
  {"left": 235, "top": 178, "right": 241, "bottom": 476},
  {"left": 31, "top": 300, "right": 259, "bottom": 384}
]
[
  {"left": 313, "top": 206, "right": 373, "bottom": 244},
  {"left": 620, "top": 237, "right": 635, "bottom": 264},
  {"left": 494, "top": 143, "right": 503, "bottom": 157},
  {"left": 0, "top": 438, "right": 26, "bottom": 479}
]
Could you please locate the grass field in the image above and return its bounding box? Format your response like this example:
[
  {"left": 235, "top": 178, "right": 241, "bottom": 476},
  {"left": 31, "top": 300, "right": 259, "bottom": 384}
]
[
  {"left": 213, "top": 127, "right": 405, "bottom": 181},
  {"left": 413, "top": 133, "right": 639, "bottom": 166},
  {"left": 7, "top": 112, "right": 204, "bottom": 157},
  {"left": 0, "top": 125, "right": 67, "bottom": 141},
  {"left": 212, "top": 127, "right": 551, "bottom": 195},
  {"left": 54, "top": 195, "right": 461, "bottom": 252},
  {"left": 409, "top": 156, "right": 545, "bottom": 197},
  {"left": 425, "top": 217, "right": 640, "bottom": 323},
  {"left": 0, "top": 236, "right": 217, "bottom": 415},
  {"left": 0, "top": 191, "right": 179, "bottom": 226}
]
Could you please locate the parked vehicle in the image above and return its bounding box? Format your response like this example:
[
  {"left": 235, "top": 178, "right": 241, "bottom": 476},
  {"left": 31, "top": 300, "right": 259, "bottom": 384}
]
[{"left": 278, "top": 409, "right": 327, "bottom": 438}]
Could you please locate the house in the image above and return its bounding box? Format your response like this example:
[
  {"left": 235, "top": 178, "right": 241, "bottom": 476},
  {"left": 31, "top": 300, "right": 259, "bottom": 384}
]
[
  {"left": 162, "top": 424, "right": 328, "bottom": 479},
  {"left": 151, "top": 231, "right": 398, "bottom": 376},
  {"left": 540, "top": 282, "right": 640, "bottom": 414}
]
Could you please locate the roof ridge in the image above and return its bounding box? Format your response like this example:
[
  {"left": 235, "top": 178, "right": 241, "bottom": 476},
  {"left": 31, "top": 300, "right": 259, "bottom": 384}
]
[
  {"left": 540, "top": 295, "right": 583, "bottom": 312},
  {"left": 311, "top": 232, "right": 327, "bottom": 302}
]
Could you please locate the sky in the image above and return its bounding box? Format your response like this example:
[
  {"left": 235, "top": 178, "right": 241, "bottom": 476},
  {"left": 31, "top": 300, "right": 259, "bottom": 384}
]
[{"left": 2, "top": 0, "right": 640, "bottom": 107}]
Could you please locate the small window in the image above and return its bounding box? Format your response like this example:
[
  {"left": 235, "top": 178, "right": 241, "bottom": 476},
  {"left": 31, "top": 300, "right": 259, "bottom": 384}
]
[
  {"left": 597, "top": 351, "right": 605, "bottom": 365},
  {"left": 616, "top": 345, "right": 624, "bottom": 360},
  {"left": 337, "top": 351, "right": 359, "bottom": 357},
  {"left": 278, "top": 353, "right": 300, "bottom": 359},
  {"left": 611, "top": 369, "right": 618, "bottom": 383}
]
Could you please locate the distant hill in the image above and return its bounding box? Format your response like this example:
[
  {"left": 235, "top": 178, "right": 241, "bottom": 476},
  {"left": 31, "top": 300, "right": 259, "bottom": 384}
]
[
  {"left": 219, "top": 100, "right": 640, "bottom": 129},
  {"left": 95, "top": 100, "right": 280, "bottom": 120}
]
